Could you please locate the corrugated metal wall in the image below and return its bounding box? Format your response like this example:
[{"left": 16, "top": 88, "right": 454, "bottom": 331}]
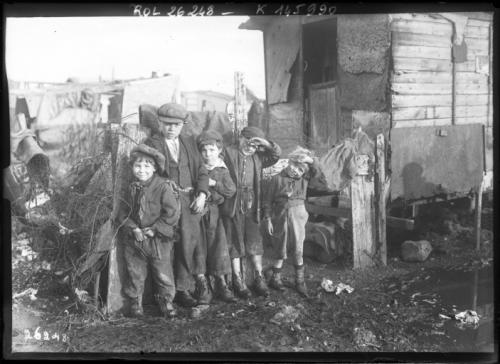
[{"left": 390, "top": 13, "right": 493, "bottom": 173}]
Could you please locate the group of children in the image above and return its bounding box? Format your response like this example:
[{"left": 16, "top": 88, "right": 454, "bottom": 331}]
[{"left": 116, "top": 102, "right": 322, "bottom": 318}]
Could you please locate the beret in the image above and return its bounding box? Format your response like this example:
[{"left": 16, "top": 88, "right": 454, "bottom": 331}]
[
  {"left": 241, "top": 126, "right": 265, "bottom": 139},
  {"left": 196, "top": 130, "right": 223, "bottom": 149},
  {"left": 157, "top": 103, "right": 189, "bottom": 124},
  {"left": 130, "top": 143, "right": 165, "bottom": 173}
]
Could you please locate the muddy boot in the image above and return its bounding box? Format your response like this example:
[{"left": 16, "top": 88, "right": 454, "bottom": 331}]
[
  {"left": 128, "top": 297, "right": 144, "bottom": 318},
  {"left": 155, "top": 294, "right": 177, "bottom": 318},
  {"left": 214, "top": 276, "right": 237, "bottom": 303},
  {"left": 194, "top": 275, "right": 212, "bottom": 305},
  {"left": 232, "top": 273, "right": 251, "bottom": 299},
  {"left": 295, "top": 265, "right": 309, "bottom": 298},
  {"left": 253, "top": 273, "right": 270, "bottom": 297},
  {"left": 174, "top": 290, "right": 197, "bottom": 308},
  {"left": 268, "top": 267, "right": 285, "bottom": 291}
]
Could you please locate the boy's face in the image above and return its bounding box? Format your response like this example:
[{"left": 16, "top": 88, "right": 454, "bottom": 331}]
[
  {"left": 133, "top": 157, "right": 156, "bottom": 182},
  {"left": 239, "top": 137, "right": 257, "bottom": 156},
  {"left": 285, "top": 162, "right": 306, "bottom": 179},
  {"left": 160, "top": 122, "right": 183, "bottom": 140},
  {"left": 201, "top": 143, "right": 221, "bottom": 165}
]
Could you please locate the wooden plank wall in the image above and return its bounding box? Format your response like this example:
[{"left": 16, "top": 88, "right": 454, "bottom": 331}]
[{"left": 390, "top": 13, "right": 493, "bottom": 153}]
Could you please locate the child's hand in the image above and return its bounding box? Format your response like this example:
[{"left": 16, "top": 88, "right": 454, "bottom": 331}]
[
  {"left": 133, "top": 228, "right": 145, "bottom": 242},
  {"left": 208, "top": 178, "right": 217, "bottom": 187},
  {"left": 266, "top": 218, "right": 274, "bottom": 236},
  {"left": 143, "top": 228, "right": 155, "bottom": 238},
  {"left": 190, "top": 193, "right": 207, "bottom": 214}
]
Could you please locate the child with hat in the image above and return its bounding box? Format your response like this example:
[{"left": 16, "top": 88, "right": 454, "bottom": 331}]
[
  {"left": 115, "top": 143, "right": 180, "bottom": 318},
  {"left": 222, "top": 126, "right": 281, "bottom": 298},
  {"left": 262, "top": 147, "right": 323, "bottom": 297},
  {"left": 196, "top": 130, "right": 237, "bottom": 303}
]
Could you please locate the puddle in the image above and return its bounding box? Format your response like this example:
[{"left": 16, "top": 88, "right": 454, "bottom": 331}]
[{"left": 385, "top": 266, "right": 494, "bottom": 351}]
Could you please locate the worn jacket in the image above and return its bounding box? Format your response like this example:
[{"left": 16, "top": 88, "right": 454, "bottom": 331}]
[
  {"left": 222, "top": 141, "right": 281, "bottom": 223},
  {"left": 116, "top": 174, "right": 180, "bottom": 239},
  {"left": 262, "top": 159, "right": 322, "bottom": 219},
  {"left": 207, "top": 163, "right": 236, "bottom": 206},
  {"left": 144, "top": 134, "right": 209, "bottom": 197}
]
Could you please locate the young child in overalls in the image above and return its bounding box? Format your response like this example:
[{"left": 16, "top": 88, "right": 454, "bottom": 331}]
[
  {"left": 262, "top": 147, "right": 322, "bottom": 297},
  {"left": 116, "top": 144, "right": 180, "bottom": 318},
  {"left": 196, "top": 130, "right": 237, "bottom": 302}
]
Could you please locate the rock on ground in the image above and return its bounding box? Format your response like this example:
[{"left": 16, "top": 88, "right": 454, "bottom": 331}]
[{"left": 401, "top": 240, "right": 433, "bottom": 262}]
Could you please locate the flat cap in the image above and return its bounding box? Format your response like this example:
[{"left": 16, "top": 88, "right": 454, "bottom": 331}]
[
  {"left": 196, "top": 130, "right": 223, "bottom": 149},
  {"left": 130, "top": 143, "right": 165, "bottom": 173},
  {"left": 241, "top": 126, "right": 265, "bottom": 139},
  {"left": 157, "top": 103, "right": 189, "bottom": 124}
]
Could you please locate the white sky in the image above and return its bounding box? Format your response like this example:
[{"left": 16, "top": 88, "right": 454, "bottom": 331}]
[{"left": 5, "top": 16, "right": 266, "bottom": 98}]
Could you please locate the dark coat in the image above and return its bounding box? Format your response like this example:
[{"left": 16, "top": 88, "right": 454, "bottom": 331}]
[
  {"left": 144, "top": 134, "right": 209, "bottom": 196},
  {"left": 222, "top": 141, "right": 281, "bottom": 223},
  {"left": 116, "top": 174, "right": 180, "bottom": 239},
  {"left": 207, "top": 166, "right": 236, "bottom": 206}
]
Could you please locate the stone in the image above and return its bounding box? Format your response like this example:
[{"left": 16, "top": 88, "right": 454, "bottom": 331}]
[{"left": 401, "top": 240, "right": 433, "bottom": 262}]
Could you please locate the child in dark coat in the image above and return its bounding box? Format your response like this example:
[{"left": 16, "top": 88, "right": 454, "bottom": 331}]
[
  {"left": 196, "top": 130, "right": 237, "bottom": 303},
  {"left": 116, "top": 144, "right": 180, "bottom": 318},
  {"left": 262, "top": 147, "right": 323, "bottom": 297}
]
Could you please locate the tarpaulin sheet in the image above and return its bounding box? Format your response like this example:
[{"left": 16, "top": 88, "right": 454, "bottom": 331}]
[{"left": 390, "top": 124, "right": 484, "bottom": 201}]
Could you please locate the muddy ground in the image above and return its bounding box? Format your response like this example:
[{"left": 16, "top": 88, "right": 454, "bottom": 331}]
[{"left": 8, "top": 198, "right": 495, "bottom": 355}]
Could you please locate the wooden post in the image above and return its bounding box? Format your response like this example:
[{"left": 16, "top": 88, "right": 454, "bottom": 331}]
[
  {"left": 107, "top": 123, "right": 147, "bottom": 313},
  {"left": 474, "top": 175, "right": 485, "bottom": 251},
  {"left": 376, "top": 134, "right": 387, "bottom": 265},
  {"left": 234, "top": 71, "right": 247, "bottom": 142},
  {"left": 351, "top": 154, "right": 376, "bottom": 269}
]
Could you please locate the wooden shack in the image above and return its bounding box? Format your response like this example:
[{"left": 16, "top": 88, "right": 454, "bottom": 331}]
[{"left": 239, "top": 11, "right": 493, "bottom": 193}]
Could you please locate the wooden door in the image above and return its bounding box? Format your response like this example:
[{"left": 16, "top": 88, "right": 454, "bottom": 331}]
[{"left": 308, "top": 81, "right": 340, "bottom": 155}]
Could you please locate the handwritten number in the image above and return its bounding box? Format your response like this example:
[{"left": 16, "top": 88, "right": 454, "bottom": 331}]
[
  {"left": 43, "top": 331, "right": 50, "bottom": 341},
  {"left": 24, "top": 329, "right": 32, "bottom": 340},
  {"left": 198, "top": 6, "right": 205, "bottom": 16},
  {"left": 307, "top": 4, "right": 317, "bottom": 15},
  {"left": 52, "top": 332, "right": 60, "bottom": 341},
  {"left": 328, "top": 6, "right": 336, "bottom": 15},
  {"left": 319, "top": 3, "right": 327, "bottom": 15},
  {"left": 207, "top": 5, "right": 214, "bottom": 16},
  {"left": 177, "top": 6, "right": 185, "bottom": 16},
  {"left": 188, "top": 5, "right": 198, "bottom": 16},
  {"left": 62, "top": 334, "right": 68, "bottom": 343},
  {"left": 34, "top": 327, "right": 41, "bottom": 340},
  {"left": 167, "top": 6, "right": 176, "bottom": 16}
]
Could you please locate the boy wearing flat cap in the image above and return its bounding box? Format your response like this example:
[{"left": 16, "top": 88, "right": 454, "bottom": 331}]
[
  {"left": 262, "top": 147, "right": 323, "bottom": 298},
  {"left": 196, "top": 130, "right": 237, "bottom": 302},
  {"left": 116, "top": 144, "right": 180, "bottom": 318},
  {"left": 222, "top": 126, "right": 281, "bottom": 298},
  {"left": 144, "top": 103, "right": 211, "bottom": 308}
]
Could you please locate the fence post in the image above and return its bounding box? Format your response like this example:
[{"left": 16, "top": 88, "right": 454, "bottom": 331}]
[{"left": 376, "top": 134, "right": 387, "bottom": 265}]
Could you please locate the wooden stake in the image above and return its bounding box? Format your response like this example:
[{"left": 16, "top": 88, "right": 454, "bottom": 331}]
[
  {"left": 351, "top": 154, "right": 376, "bottom": 269},
  {"left": 474, "top": 175, "right": 485, "bottom": 251},
  {"left": 376, "top": 134, "right": 387, "bottom": 266},
  {"left": 234, "top": 71, "right": 247, "bottom": 142}
]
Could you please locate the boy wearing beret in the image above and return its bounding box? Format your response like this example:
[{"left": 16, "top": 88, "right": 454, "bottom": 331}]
[
  {"left": 262, "top": 148, "right": 323, "bottom": 297},
  {"left": 196, "top": 130, "right": 237, "bottom": 302},
  {"left": 144, "top": 103, "right": 211, "bottom": 308},
  {"left": 222, "top": 126, "right": 281, "bottom": 298},
  {"left": 116, "top": 144, "right": 180, "bottom": 318}
]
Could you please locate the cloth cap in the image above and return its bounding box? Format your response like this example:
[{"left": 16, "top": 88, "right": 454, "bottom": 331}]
[
  {"left": 197, "top": 130, "right": 223, "bottom": 149},
  {"left": 288, "top": 146, "right": 314, "bottom": 163},
  {"left": 241, "top": 126, "right": 265, "bottom": 139},
  {"left": 157, "top": 103, "right": 189, "bottom": 124},
  {"left": 130, "top": 143, "right": 165, "bottom": 173}
]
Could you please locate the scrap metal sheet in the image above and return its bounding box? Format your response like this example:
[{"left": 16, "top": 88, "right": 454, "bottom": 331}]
[{"left": 390, "top": 124, "right": 484, "bottom": 200}]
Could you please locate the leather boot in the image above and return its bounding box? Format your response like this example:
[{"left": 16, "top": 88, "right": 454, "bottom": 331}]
[
  {"left": 154, "top": 294, "right": 177, "bottom": 318},
  {"left": 268, "top": 267, "right": 285, "bottom": 291},
  {"left": 253, "top": 273, "right": 270, "bottom": 297},
  {"left": 174, "top": 290, "right": 197, "bottom": 307},
  {"left": 214, "top": 276, "right": 237, "bottom": 303},
  {"left": 295, "top": 265, "right": 309, "bottom": 298},
  {"left": 194, "top": 275, "right": 212, "bottom": 305},
  {"left": 232, "top": 273, "right": 251, "bottom": 299},
  {"left": 128, "top": 297, "right": 144, "bottom": 318}
]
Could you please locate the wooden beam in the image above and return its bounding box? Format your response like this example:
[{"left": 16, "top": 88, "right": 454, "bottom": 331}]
[
  {"left": 393, "top": 57, "right": 452, "bottom": 72},
  {"left": 391, "top": 19, "right": 453, "bottom": 37},
  {"left": 475, "top": 175, "right": 485, "bottom": 250},
  {"left": 392, "top": 45, "right": 451, "bottom": 60},
  {"left": 387, "top": 216, "right": 415, "bottom": 230},
  {"left": 351, "top": 155, "right": 376, "bottom": 269},
  {"left": 376, "top": 134, "right": 387, "bottom": 265}
]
